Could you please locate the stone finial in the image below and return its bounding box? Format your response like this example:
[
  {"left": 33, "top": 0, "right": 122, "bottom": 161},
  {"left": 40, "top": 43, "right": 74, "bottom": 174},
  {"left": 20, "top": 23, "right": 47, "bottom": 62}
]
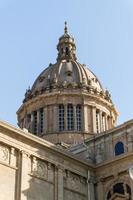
[{"left": 64, "top": 21, "right": 68, "bottom": 34}]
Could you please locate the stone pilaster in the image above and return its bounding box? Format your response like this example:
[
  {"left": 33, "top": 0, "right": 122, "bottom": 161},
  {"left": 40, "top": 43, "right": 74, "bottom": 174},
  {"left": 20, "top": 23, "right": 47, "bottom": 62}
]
[
  {"left": 20, "top": 151, "right": 31, "bottom": 200},
  {"left": 54, "top": 166, "right": 58, "bottom": 200},
  {"left": 97, "top": 179, "right": 104, "bottom": 200},
  {"left": 87, "top": 171, "right": 95, "bottom": 200},
  {"left": 10, "top": 147, "right": 16, "bottom": 167},
  {"left": 99, "top": 110, "right": 102, "bottom": 132},
  {"left": 57, "top": 166, "right": 64, "bottom": 200},
  {"left": 83, "top": 104, "right": 89, "bottom": 132}
]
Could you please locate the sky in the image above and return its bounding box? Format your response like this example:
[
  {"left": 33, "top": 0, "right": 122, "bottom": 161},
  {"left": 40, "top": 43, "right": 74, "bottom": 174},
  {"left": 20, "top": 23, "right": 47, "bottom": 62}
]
[{"left": 0, "top": 0, "right": 133, "bottom": 126}]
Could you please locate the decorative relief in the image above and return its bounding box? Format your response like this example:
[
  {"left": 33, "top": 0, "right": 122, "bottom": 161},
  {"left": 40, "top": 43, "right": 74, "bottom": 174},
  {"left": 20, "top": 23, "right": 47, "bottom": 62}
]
[
  {"left": 0, "top": 144, "right": 9, "bottom": 164},
  {"left": 64, "top": 170, "right": 86, "bottom": 194},
  {"left": 31, "top": 157, "right": 48, "bottom": 180}
]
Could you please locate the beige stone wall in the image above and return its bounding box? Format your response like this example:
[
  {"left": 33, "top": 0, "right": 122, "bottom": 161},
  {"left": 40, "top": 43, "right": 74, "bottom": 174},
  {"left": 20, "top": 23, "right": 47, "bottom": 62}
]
[
  {"left": 0, "top": 121, "right": 92, "bottom": 200},
  {"left": 69, "top": 120, "right": 133, "bottom": 199}
]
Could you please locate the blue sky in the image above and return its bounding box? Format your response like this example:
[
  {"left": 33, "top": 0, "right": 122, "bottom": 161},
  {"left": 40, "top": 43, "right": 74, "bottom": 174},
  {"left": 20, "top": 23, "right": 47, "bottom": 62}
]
[{"left": 0, "top": 0, "right": 133, "bottom": 126}]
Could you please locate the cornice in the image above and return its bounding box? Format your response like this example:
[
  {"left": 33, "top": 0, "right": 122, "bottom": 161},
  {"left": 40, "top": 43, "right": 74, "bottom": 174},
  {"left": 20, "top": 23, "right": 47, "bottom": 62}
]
[
  {"left": 17, "top": 90, "right": 118, "bottom": 116},
  {"left": 0, "top": 120, "right": 94, "bottom": 170}
]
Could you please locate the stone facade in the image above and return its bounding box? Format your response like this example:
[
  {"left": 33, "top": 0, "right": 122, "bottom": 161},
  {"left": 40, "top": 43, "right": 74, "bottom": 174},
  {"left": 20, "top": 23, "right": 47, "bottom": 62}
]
[
  {"left": 0, "top": 121, "right": 94, "bottom": 200},
  {"left": 0, "top": 120, "right": 132, "bottom": 200},
  {"left": 70, "top": 120, "right": 133, "bottom": 199},
  {"left": 1, "top": 23, "right": 132, "bottom": 200}
]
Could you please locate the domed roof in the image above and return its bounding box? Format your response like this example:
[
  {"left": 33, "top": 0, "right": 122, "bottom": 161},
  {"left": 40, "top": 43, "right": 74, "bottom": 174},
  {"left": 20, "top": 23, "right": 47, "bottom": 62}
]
[
  {"left": 23, "top": 22, "right": 111, "bottom": 103},
  {"left": 30, "top": 60, "right": 103, "bottom": 94}
]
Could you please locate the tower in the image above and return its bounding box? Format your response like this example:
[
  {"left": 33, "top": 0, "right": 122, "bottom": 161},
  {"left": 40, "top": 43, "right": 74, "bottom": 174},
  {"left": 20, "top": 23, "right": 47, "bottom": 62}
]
[{"left": 17, "top": 23, "right": 118, "bottom": 145}]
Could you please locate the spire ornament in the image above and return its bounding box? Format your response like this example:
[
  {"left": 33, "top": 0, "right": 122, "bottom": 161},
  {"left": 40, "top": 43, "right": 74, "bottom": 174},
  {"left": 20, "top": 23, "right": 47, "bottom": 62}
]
[{"left": 64, "top": 21, "right": 68, "bottom": 34}]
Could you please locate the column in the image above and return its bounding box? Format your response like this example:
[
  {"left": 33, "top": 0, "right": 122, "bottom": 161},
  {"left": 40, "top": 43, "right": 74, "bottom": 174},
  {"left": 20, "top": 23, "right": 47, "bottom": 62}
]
[
  {"left": 99, "top": 110, "right": 103, "bottom": 133},
  {"left": 57, "top": 166, "right": 64, "bottom": 200},
  {"left": 83, "top": 104, "right": 89, "bottom": 132},
  {"left": 53, "top": 105, "right": 58, "bottom": 132},
  {"left": 92, "top": 106, "right": 96, "bottom": 133}
]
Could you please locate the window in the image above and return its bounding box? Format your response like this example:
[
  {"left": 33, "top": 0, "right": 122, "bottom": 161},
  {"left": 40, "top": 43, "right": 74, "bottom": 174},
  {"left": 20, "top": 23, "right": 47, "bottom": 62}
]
[
  {"left": 27, "top": 114, "right": 31, "bottom": 131},
  {"left": 107, "top": 183, "right": 131, "bottom": 200},
  {"left": 66, "top": 47, "right": 69, "bottom": 56},
  {"left": 67, "top": 104, "right": 74, "bottom": 130},
  {"left": 40, "top": 108, "right": 44, "bottom": 133},
  {"left": 33, "top": 111, "right": 37, "bottom": 134},
  {"left": 76, "top": 105, "right": 81, "bottom": 131},
  {"left": 102, "top": 114, "right": 106, "bottom": 131},
  {"left": 113, "top": 183, "right": 124, "bottom": 194},
  {"left": 115, "top": 142, "right": 124, "bottom": 156},
  {"left": 59, "top": 104, "right": 65, "bottom": 131},
  {"left": 96, "top": 111, "right": 100, "bottom": 133}
]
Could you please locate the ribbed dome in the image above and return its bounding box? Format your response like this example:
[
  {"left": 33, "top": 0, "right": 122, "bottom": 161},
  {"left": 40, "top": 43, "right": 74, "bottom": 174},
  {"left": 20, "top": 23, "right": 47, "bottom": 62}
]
[
  {"left": 23, "top": 22, "right": 107, "bottom": 103},
  {"left": 30, "top": 60, "right": 103, "bottom": 95}
]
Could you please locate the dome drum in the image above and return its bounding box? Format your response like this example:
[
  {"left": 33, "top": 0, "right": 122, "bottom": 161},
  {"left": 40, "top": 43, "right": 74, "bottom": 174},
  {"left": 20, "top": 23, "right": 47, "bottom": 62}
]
[{"left": 17, "top": 91, "right": 117, "bottom": 144}]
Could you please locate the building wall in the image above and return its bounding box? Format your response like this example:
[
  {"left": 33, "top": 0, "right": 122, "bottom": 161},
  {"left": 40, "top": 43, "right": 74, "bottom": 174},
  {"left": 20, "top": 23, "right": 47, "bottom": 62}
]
[
  {"left": 69, "top": 120, "right": 133, "bottom": 199},
  {"left": 0, "top": 121, "right": 94, "bottom": 200}
]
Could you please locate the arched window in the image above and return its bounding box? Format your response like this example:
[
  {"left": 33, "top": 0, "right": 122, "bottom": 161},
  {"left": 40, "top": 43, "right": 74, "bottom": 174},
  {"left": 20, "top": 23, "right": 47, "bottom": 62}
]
[
  {"left": 107, "top": 183, "right": 131, "bottom": 200},
  {"left": 67, "top": 104, "right": 74, "bottom": 130},
  {"left": 59, "top": 104, "right": 65, "bottom": 131},
  {"left": 66, "top": 47, "right": 69, "bottom": 56},
  {"left": 33, "top": 111, "right": 37, "bottom": 135},
  {"left": 113, "top": 183, "right": 124, "bottom": 194},
  {"left": 96, "top": 110, "right": 100, "bottom": 133},
  {"left": 102, "top": 114, "right": 106, "bottom": 131},
  {"left": 76, "top": 105, "right": 81, "bottom": 131},
  {"left": 115, "top": 142, "right": 124, "bottom": 156},
  {"left": 39, "top": 108, "right": 44, "bottom": 134}
]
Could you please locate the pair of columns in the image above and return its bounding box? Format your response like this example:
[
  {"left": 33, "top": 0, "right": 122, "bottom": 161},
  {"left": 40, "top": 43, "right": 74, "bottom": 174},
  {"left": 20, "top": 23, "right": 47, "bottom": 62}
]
[{"left": 92, "top": 107, "right": 113, "bottom": 133}]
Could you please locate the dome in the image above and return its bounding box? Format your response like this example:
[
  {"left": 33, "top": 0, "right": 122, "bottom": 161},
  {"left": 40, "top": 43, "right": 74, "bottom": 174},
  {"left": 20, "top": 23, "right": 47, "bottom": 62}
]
[
  {"left": 17, "top": 22, "right": 118, "bottom": 145},
  {"left": 23, "top": 22, "right": 106, "bottom": 103},
  {"left": 28, "top": 60, "right": 103, "bottom": 100}
]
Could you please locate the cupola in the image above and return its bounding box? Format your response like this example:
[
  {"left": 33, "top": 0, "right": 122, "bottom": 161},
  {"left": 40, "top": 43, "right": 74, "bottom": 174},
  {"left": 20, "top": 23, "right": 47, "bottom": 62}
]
[{"left": 57, "top": 22, "right": 77, "bottom": 61}]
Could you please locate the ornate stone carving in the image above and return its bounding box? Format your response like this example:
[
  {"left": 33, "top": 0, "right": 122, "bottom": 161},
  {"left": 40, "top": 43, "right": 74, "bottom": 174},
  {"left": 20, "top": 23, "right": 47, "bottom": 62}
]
[
  {"left": 31, "top": 157, "right": 48, "bottom": 180},
  {"left": 64, "top": 171, "right": 86, "bottom": 193},
  {"left": 0, "top": 144, "right": 9, "bottom": 164}
]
